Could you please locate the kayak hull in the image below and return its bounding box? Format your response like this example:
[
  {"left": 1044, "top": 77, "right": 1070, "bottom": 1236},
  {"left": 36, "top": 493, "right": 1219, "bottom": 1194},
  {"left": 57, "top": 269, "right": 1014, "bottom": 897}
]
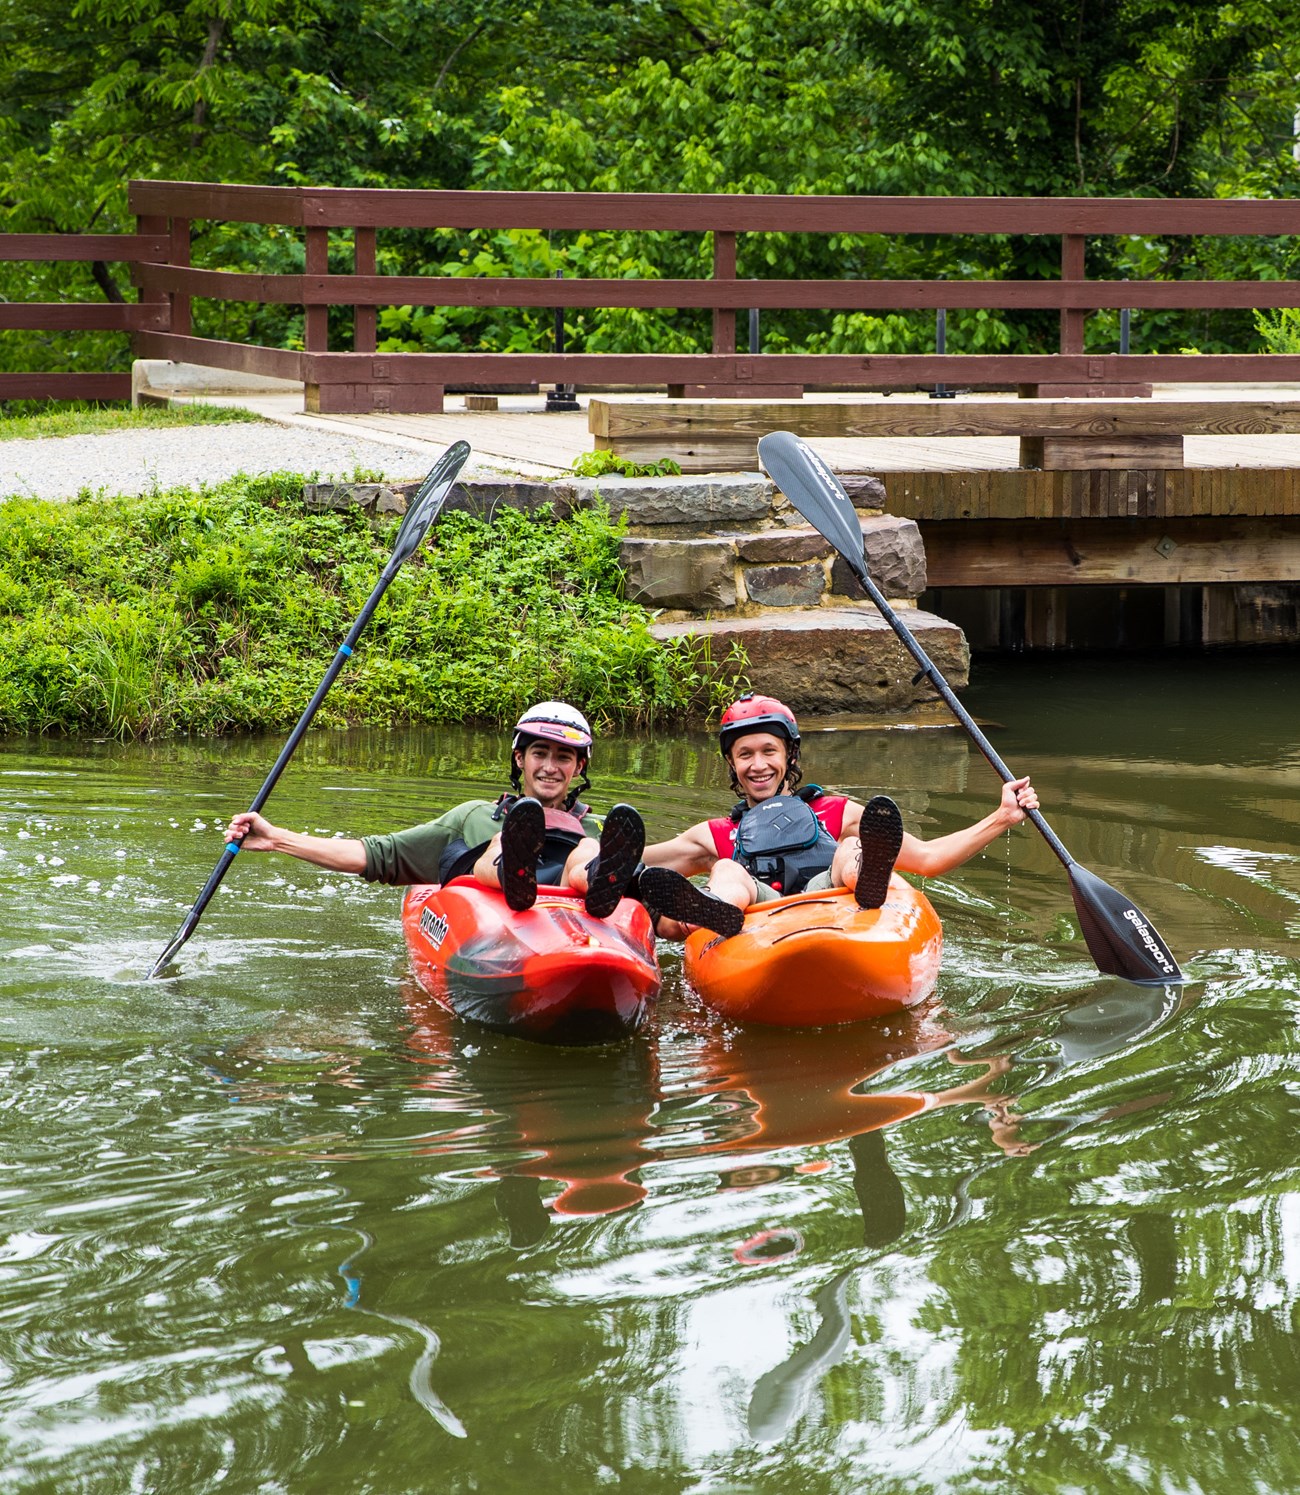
[
  {"left": 403, "top": 878, "right": 661, "bottom": 1045},
  {"left": 683, "top": 877, "right": 942, "bottom": 1027}
]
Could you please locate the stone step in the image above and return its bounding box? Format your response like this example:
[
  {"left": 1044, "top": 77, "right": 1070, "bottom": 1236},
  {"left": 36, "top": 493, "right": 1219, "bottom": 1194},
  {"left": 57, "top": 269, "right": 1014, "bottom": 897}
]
[
  {"left": 304, "top": 471, "right": 888, "bottom": 529},
  {"left": 649, "top": 605, "right": 969, "bottom": 715},
  {"left": 619, "top": 516, "right": 925, "bottom": 611}
]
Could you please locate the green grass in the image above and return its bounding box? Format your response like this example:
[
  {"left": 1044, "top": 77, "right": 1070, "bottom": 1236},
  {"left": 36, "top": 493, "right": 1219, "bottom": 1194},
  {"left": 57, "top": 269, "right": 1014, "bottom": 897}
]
[
  {"left": 0, "top": 474, "right": 745, "bottom": 740},
  {"left": 0, "top": 402, "right": 265, "bottom": 441}
]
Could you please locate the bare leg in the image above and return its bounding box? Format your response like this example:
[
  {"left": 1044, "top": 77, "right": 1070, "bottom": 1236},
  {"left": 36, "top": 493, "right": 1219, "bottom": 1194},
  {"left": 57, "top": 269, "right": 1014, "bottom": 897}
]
[
  {"left": 707, "top": 860, "right": 759, "bottom": 912},
  {"left": 472, "top": 833, "right": 506, "bottom": 890},
  {"left": 561, "top": 837, "right": 601, "bottom": 894},
  {"left": 830, "top": 837, "right": 861, "bottom": 891}
]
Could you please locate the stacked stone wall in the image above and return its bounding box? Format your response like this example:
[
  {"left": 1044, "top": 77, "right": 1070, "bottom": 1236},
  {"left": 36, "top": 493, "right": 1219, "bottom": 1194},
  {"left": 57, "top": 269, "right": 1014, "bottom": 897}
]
[{"left": 303, "top": 469, "right": 969, "bottom": 715}]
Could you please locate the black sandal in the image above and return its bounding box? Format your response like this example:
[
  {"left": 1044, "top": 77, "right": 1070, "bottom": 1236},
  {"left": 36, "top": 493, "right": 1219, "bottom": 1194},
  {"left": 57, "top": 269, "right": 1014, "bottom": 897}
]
[
  {"left": 854, "top": 795, "right": 904, "bottom": 910},
  {"left": 499, "top": 797, "right": 546, "bottom": 911},
  {"left": 637, "top": 866, "right": 744, "bottom": 938},
  {"left": 583, "top": 803, "right": 645, "bottom": 918}
]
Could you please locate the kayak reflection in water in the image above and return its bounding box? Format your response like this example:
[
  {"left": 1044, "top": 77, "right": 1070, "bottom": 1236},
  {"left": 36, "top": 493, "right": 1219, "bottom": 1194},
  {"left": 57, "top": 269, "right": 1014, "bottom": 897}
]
[
  {"left": 222, "top": 701, "right": 646, "bottom": 917},
  {"left": 637, "top": 692, "right": 1040, "bottom": 938}
]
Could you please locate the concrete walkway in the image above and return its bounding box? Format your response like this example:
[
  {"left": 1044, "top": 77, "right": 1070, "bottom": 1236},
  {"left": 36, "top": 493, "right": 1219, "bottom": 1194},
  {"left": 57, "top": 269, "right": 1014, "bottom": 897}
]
[
  {"left": 204, "top": 381, "right": 1300, "bottom": 479},
  {"left": 12, "top": 368, "right": 1300, "bottom": 504}
]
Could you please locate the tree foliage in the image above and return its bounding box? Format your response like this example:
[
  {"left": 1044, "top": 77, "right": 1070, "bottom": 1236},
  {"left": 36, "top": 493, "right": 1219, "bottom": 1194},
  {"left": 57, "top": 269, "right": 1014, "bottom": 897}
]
[{"left": 3, "top": 0, "right": 1300, "bottom": 367}]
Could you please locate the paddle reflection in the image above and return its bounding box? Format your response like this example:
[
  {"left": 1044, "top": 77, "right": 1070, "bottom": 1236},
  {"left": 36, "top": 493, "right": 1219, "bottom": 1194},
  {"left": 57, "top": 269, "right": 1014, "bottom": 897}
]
[{"left": 739, "top": 978, "right": 1189, "bottom": 1443}]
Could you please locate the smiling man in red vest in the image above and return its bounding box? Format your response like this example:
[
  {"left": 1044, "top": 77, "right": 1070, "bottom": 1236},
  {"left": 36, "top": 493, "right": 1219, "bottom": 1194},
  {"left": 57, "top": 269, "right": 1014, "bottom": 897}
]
[{"left": 637, "top": 692, "right": 1038, "bottom": 938}]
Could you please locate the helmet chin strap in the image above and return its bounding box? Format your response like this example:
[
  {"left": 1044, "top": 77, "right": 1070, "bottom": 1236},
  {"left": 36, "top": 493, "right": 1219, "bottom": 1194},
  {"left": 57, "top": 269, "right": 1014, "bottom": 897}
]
[
  {"left": 509, "top": 745, "right": 591, "bottom": 807},
  {"left": 567, "top": 766, "right": 592, "bottom": 809}
]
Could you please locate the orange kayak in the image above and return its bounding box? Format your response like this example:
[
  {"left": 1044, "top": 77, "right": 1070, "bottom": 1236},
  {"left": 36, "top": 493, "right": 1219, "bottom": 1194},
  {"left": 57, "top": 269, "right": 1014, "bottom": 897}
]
[
  {"left": 402, "top": 878, "right": 660, "bottom": 1045},
  {"left": 683, "top": 876, "right": 942, "bottom": 1027}
]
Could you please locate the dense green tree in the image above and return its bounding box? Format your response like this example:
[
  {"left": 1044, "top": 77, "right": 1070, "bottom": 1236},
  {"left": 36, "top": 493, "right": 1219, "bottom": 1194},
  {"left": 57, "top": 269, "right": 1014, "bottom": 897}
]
[{"left": 3, "top": 0, "right": 1300, "bottom": 368}]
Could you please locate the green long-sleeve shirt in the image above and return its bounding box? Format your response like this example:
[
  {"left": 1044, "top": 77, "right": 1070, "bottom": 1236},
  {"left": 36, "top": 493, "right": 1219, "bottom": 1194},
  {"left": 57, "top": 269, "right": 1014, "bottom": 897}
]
[{"left": 361, "top": 799, "right": 602, "bottom": 886}]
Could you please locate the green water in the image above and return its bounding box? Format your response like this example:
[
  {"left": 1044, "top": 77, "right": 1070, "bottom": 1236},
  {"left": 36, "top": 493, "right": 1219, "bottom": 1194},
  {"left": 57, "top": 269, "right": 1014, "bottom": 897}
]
[{"left": 3, "top": 654, "right": 1298, "bottom": 1493}]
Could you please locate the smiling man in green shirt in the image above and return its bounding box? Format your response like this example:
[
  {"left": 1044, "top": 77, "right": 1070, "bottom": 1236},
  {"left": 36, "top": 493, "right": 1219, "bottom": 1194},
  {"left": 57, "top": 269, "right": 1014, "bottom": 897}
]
[{"left": 224, "top": 701, "right": 645, "bottom": 918}]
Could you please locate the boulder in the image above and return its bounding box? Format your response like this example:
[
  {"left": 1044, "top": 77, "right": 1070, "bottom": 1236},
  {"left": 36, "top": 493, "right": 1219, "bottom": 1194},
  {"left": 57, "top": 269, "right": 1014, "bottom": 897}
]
[{"left": 620, "top": 537, "right": 737, "bottom": 609}]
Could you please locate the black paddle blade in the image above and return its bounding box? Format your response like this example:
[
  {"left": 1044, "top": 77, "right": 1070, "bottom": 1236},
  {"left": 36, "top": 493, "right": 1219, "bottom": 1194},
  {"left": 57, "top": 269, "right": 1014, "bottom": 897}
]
[
  {"left": 1067, "top": 862, "right": 1184, "bottom": 983},
  {"left": 390, "top": 439, "right": 471, "bottom": 565},
  {"left": 758, "top": 430, "right": 867, "bottom": 572},
  {"left": 147, "top": 925, "right": 192, "bottom": 980}
]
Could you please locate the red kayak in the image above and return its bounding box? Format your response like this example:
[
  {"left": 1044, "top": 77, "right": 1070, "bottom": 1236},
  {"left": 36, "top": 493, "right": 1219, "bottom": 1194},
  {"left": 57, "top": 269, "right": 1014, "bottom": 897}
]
[{"left": 402, "top": 879, "right": 661, "bottom": 1044}]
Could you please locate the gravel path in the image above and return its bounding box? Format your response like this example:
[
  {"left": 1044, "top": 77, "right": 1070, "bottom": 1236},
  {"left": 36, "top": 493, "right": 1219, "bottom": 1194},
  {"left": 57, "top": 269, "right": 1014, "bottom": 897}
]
[{"left": 0, "top": 420, "right": 499, "bottom": 501}]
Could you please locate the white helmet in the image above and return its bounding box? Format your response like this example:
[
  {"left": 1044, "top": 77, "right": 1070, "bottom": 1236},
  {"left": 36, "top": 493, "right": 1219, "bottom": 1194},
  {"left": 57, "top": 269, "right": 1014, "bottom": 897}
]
[
  {"left": 511, "top": 700, "right": 594, "bottom": 754},
  {"left": 509, "top": 701, "right": 594, "bottom": 803}
]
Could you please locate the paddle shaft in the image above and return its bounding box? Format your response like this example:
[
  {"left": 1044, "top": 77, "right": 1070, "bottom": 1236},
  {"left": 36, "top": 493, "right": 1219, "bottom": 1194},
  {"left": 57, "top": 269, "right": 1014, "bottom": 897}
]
[
  {"left": 147, "top": 441, "right": 471, "bottom": 977},
  {"left": 160, "top": 574, "right": 400, "bottom": 953},
  {"left": 841, "top": 551, "right": 1075, "bottom": 871},
  {"left": 757, "top": 430, "right": 1182, "bottom": 983}
]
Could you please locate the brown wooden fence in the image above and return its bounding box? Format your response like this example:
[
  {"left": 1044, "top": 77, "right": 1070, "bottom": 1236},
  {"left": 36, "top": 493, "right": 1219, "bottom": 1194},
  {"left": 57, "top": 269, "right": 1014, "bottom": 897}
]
[{"left": 6, "top": 183, "right": 1300, "bottom": 410}]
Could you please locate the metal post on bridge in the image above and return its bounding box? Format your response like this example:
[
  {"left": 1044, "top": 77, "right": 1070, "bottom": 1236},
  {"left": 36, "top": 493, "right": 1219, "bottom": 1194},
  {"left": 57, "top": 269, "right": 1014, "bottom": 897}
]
[
  {"left": 545, "top": 269, "right": 580, "bottom": 411},
  {"left": 929, "top": 302, "right": 956, "bottom": 399}
]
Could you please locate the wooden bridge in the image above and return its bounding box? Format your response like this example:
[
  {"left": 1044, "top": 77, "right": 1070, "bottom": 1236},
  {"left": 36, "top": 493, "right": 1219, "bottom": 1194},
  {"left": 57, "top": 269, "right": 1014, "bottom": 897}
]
[{"left": 8, "top": 181, "right": 1300, "bottom": 649}]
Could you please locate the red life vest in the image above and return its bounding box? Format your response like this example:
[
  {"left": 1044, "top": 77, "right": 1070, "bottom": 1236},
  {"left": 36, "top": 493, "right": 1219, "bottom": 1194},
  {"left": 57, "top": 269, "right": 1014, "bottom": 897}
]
[{"left": 707, "top": 790, "right": 849, "bottom": 860}]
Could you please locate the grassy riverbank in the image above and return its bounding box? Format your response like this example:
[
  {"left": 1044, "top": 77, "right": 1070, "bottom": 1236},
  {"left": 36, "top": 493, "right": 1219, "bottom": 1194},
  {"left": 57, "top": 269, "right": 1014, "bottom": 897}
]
[
  {"left": 0, "top": 473, "right": 743, "bottom": 739},
  {"left": 0, "top": 402, "right": 264, "bottom": 440}
]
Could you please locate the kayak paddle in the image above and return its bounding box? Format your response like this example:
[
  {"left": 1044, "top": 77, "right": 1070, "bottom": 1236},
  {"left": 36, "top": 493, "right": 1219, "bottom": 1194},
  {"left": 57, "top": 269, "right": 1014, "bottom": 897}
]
[
  {"left": 146, "top": 439, "right": 472, "bottom": 979},
  {"left": 756, "top": 429, "right": 1183, "bottom": 985}
]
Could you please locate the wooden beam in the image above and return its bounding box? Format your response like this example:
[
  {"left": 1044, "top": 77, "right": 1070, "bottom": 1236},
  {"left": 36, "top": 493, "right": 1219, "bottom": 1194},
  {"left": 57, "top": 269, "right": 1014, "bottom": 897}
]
[
  {"left": 125, "top": 182, "right": 1300, "bottom": 236},
  {"left": 591, "top": 396, "right": 1300, "bottom": 440},
  {"left": 921, "top": 517, "right": 1300, "bottom": 586},
  {"left": 0, "top": 373, "right": 132, "bottom": 399},
  {"left": 1020, "top": 434, "right": 1185, "bottom": 469},
  {"left": 0, "top": 233, "right": 170, "bottom": 261},
  {"left": 131, "top": 330, "right": 305, "bottom": 381},
  {"left": 126, "top": 264, "right": 1300, "bottom": 311},
  {"left": 0, "top": 304, "right": 164, "bottom": 330}
]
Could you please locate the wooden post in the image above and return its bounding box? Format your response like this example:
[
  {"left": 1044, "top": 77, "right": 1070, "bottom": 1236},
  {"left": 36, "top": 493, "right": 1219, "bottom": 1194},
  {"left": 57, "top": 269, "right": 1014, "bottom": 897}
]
[
  {"left": 304, "top": 226, "right": 329, "bottom": 353},
  {"left": 1028, "top": 231, "right": 1150, "bottom": 397},
  {"left": 354, "top": 225, "right": 376, "bottom": 354},
  {"left": 169, "top": 217, "right": 191, "bottom": 338},
  {"left": 712, "top": 229, "right": 736, "bottom": 356},
  {"left": 131, "top": 210, "right": 171, "bottom": 402},
  {"left": 1060, "top": 233, "right": 1085, "bottom": 358},
  {"left": 667, "top": 227, "right": 801, "bottom": 397}
]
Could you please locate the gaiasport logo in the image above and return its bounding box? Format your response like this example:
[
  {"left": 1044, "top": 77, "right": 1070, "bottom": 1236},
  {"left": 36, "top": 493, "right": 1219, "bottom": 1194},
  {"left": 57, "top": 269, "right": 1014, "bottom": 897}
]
[
  {"left": 1122, "top": 907, "right": 1177, "bottom": 975},
  {"left": 807, "top": 445, "right": 839, "bottom": 495}
]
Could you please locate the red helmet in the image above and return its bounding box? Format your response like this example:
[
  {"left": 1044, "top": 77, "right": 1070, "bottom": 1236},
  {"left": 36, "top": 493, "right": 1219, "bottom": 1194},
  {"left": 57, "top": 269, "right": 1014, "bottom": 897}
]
[{"left": 718, "top": 693, "right": 800, "bottom": 756}]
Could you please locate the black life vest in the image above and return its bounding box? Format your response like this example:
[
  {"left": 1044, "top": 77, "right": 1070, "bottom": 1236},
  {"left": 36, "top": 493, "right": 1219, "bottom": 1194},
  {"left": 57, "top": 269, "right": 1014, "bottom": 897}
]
[
  {"left": 729, "top": 792, "right": 838, "bottom": 896},
  {"left": 438, "top": 795, "right": 593, "bottom": 886}
]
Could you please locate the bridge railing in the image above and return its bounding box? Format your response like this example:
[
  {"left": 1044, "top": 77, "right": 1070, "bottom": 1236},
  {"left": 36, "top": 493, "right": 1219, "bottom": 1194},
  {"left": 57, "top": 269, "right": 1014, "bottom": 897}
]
[
  {"left": 5, "top": 183, "right": 1300, "bottom": 410},
  {"left": 0, "top": 231, "right": 172, "bottom": 402}
]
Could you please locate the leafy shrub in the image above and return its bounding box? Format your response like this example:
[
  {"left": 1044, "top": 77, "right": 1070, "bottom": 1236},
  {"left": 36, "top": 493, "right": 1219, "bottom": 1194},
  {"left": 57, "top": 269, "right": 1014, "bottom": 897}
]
[
  {"left": 570, "top": 449, "right": 683, "bottom": 478},
  {"left": 1253, "top": 307, "right": 1300, "bottom": 354},
  {"left": 0, "top": 475, "right": 744, "bottom": 739}
]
